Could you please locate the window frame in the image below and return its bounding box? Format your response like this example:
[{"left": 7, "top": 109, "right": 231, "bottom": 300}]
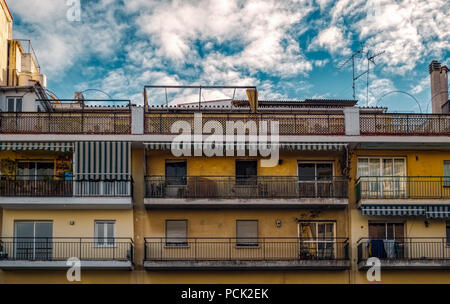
[
  {"left": 446, "top": 221, "right": 450, "bottom": 247},
  {"left": 444, "top": 161, "right": 450, "bottom": 187},
  {"left": 236, "top": 220, "right": 259, "bottom": 248},
  {"left": 94, "top": 220, "right": 116, "bottom": 248},
  {"left": 165, "top": 160, "right": 187, "bottom": 186},
  {"left": 6, "top": 96, "right": 23, "bottom": 112},
  {"left": 13, "top": 220, "right": 53, "bottom": 260},
  {"left": 235, "top": 160, "right": 257, "bottom": 186},
  {"left": 165, "top": 220, "right": 188, "bottom": 248}
]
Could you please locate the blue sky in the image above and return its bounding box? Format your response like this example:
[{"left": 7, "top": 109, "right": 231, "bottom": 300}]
[{"left": 7, "top": 0, "right": 450, "bottom": 112}]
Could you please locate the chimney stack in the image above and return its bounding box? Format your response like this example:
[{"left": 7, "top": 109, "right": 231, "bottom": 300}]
[{"left": 429, "top": 60, "right": 449, "bottom": 114}]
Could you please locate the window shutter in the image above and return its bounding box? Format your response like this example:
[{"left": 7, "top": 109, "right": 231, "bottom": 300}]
[
  {"left": 166, "top": 220, "right": 187, "bottom": 244},
  {"left": 236, "top": 220, "right": 258, "bottom": 246},
  {"left": 444, "top": 161, "right": 450, "bottom": 186}
]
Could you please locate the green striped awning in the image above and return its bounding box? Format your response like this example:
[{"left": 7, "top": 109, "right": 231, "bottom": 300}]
[
  {"left": 145, "top": 142, "right": 347, "bottom": 151},
  {"left": 361, "top": 204, "right": 450, "bottom": 218},
  {"left": 0, "top": 142, "right": 73, "bottom": 152},
  {"left": 75, "top": 141, "right": 131, "bottom": 180},
  {"left": 426, "top": 205, "right": 450, "bottom": 218},
  {"left": 361, "top": 205, "right": 426, "bottom": 216}
]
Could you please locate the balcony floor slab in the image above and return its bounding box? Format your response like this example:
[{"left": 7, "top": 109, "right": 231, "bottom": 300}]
[
  {"left": 0, "top": 260, "right": 133, "bottom": 270},
  {"left": 0, "top": 197, "right": 132, "bottom": 210},
  {"left": 358, "top": 259, "right": 450, "bottom": 270},
  {"left": 144, "top": 260, "right": 350, "bottom": 270},
  {"left": 144, "top": 198, "right": 348, "bottom": 209}
]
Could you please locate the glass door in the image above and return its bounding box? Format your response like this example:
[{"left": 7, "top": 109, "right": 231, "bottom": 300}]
[
  {"left": 368, "top": 222, "right": 405, "bottom": 259},
  {"left": 298, "top": 163, "right": 333, "bottom": 197},
  {"left": 14, "top": 221, "right": 53, "bottom": 260},
  {"left": 299, "top": 222, "right": 335, "bottom": 259}
]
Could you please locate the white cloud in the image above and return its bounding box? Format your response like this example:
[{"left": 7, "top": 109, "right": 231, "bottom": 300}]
[{"left": 309, "top": 26, "right": 351, "bottom": 55}]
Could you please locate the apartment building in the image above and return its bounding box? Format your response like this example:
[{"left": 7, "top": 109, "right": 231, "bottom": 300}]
[{"left": 0, "top": 0, "right": 449, "bottom": 284}]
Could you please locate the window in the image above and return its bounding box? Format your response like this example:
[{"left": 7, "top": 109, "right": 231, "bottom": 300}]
[
  {"left": 357, "top": 157, "right": 406, "bottom": 198},
  {"left": 6, "top": 97, "right": 22, "bottom": 112},
  {"left": 298, "top": 163, "right": 333, "bottom": 197},
  {"left": 236, "top": 220, "right": 258, "bottom": 247},
  {"left": 165, "top": 161, "right": 187, "bottom": 185},
  {"left": 165, "top": 220, "right": 188, "bottom": 247},
  {"left": 236, "top": 160, "right": 257, "bottom": 185},
  {"left": 368, "top": 222, "right": 405, "bottom": 259},
  {"left": 299, "top": 221, "right": 335, "bottom": 259},
  {"left": 94, "top": 221, "right": 115, "bottom": 247},
  {"left": 14, "top": 221, "right": 53, "bottom": 260},
  {"left": 444, "top": 161, "right": 450, "bottom": 187},
  {"left": 16, "top": 161, "right": 54, "bottom": 180}
]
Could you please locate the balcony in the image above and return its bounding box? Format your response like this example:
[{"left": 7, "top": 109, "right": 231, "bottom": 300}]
[
  {"left": 0, "top": 111, "right": 131, "bottom": 134},
  {"left": 360, "top": 114, "right": 450, "bottom": 136},
  {"left": 144, "top": 237, "right": 350, "bottom": 270},
  {"left": 144, "top": 176, "right": 348, "bottom": 209},
  {"left": 0, "top": 237, "right": 134, "bottom": 270},
  {"left": 144, "top": 113, "right": 345, "bottom": 135},
  {"left": 357, "top": 238, "right": 450, "bottom": 270},
  {"left": 0, "top": 176, "right": 133, "bottom": 209},
  {"left": 356, "top": 176, "right": 450, "bottom": 201}
]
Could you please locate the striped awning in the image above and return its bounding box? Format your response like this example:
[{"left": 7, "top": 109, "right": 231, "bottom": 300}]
[
  {"left": 0, "top": 142, "right": 73, "bottom": 152},
  {"left": 361, "top": 205, "right": 426, "bottom": 216},
  {"left": 426, "top": 205, "right": 450, "bottom": 218},
  {"left": 280, "top": 143, "right": 347, "bottom": 151},
  {"left": 74, "top": 141, "right": 131, "bottom": 180},
  {"left": 145, "top": 142, "right": 347, "bottom": 151}
]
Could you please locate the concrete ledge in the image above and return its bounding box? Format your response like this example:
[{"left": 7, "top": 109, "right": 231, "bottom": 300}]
[
  {"left": 358, "top": 259, "right": 450, "bottom": 270},
  {"left": 144, "top": 260, "right": 350, "bottom": 271},
  {"left": 0, "top": 197, "right": 133, "bottom": 210},
  {"left": 144, "top": 198, "right": 348, "bottom": 209},
  {"left": 0, "top": 260, "right": 133, "bottom": 270}
]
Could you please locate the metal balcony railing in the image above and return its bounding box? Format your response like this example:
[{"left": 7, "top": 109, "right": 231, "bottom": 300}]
[
  {"left": 145, "top": 237, "right": 349, "bottom": 261},
  {"left": 356, "top": 176, "right": 450, "bottom": 201},
  {"left": 0, "top": 111, "right": 131, "bottom": 134},
  {"left": 360, "top": 114, "right": 450, "bottom": 135},
  {"left": 0, "top": 237, "right": 133, "bottom": 262},
  {"left": 144, "top": 113, "right": 345, "bottom": 135},
  {"left": 0, "top": 175, "right": 132, "bottom": 197},
  {"left": 357, "top": 237, "right": 450, "bottom": 262},
  {"left": 145, "top": 176, "right": 348, "bottom": 199}
]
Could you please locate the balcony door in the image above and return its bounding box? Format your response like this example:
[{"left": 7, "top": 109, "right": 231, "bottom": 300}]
[
  {"left": 14, "top": 221, "right": 53, "bottom": 260},
  {"left": 368, "top": 222, "right": 405, "bottom": 259},
  {"left": 15, "top": 161, "right": 55, "bottom": 196},
  {"left": 298, "top": 163, "right": 333, "bottom": 197},
  {"left": 298, "top": 221, "right": 335, "bottom": 259},
  {"left": 357, "top": 157, "right": 406, "bottom": 198}
]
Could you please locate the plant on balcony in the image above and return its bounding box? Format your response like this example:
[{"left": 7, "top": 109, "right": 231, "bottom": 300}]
[{"left": 0, "top": 158, "right": 15, "bottom": 178}]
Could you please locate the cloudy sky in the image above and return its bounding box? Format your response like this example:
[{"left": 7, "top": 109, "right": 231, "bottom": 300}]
[{"left": 7, "top": 0, "right": 450, "bottom": 112}]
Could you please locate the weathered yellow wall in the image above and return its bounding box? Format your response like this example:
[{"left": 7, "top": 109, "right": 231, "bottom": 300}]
[
  {"left": 146, "top": 150, "right": 344, "bottom": 176},
  {"left": 0, "top": 0, "right": 12, "bottom": 86},
  {"left": 1, "top": 209, "right": 134, "bottom": 238}
]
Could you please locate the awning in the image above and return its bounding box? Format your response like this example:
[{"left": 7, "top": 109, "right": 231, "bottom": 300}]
[
  {"left": 74, "top": 141, "right": 131, "bottom": 180},
  {"left": 145, "top": 142, "right": 347, "bottom": 151},
  {"left": 426, "top": 205, "right": 450, "bottom": 218},
  {"left": 0, "top": 142, "right": 73, "bottom": 152},
  {"left": 361, "top": 205, "right": 426, "bottom": 216}
]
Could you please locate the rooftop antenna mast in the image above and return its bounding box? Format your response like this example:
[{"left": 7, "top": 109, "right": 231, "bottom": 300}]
[
  {"left": 354, "top": 50, "right": 385, "bottom": 106},
  {"left": 338, "top": 44, "right": 364, "bottom": 101}
]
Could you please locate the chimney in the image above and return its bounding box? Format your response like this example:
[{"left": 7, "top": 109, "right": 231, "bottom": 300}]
[
  {"left": 74, "top": 91, "right": 85, "bottom": 105},
  {"left": 429, "top": 60, "right": 449, "bottom": 114}
]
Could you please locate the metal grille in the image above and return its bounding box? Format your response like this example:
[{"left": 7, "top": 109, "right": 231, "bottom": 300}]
[
  {"left": 360, "top": 114, "right": 450, "bottom": 135},
  {"left": 144, "top": 113, "right": 345, "bottom": 135},
  {"left": 0, "top": 112, "right": 131, "bottom": 134}
]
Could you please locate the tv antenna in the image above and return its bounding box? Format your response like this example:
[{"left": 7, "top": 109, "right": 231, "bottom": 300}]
[
  {"left": 338, "top": 44, "right": 364, "bottom": 101},
  {"left": 353, "top": 50, "right": 386, "bottom": 106}
]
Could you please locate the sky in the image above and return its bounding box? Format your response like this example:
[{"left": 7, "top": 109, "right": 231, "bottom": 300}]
[{"left": 7, "top": 0, "right": 450, "bottom": 112}]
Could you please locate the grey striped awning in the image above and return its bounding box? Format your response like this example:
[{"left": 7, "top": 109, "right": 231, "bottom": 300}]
[
  {"left": 145, "top": 142, "right": 347, "bottom": 151},
  {"left": 0, "top": 142, "right": 73, "bottom": 152},
  {"left": 426, "top": 205, "right": 450, "bottom": 218},
  {"left": 74, "top": 141, "right": 131, "bottom": 180},
  {"left": 361, "top": 205, "right": 426, "bottom": 216}
]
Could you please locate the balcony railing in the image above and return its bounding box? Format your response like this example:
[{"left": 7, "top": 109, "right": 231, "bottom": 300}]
[
  {"left": 0, "top": 237, "right": 133, "bottom": 262},
  {"left": 145, "top": 176, "right": 348, "bottom": 199},
  {"left": 0, "top": 176, "right": 132, "bottom": 197},
  {"left": 360, "top": 114, "right": 450, "bottom": 135},
  {"left": 356, "top": 176, "right": 450, "bottom": 200},
  {"left": 357, "top": 238, "right": 450, "bottom": 262},
  {"left": 0, "top": 111, "right": 131, "bottom": 134},
  {"left": 144, "top": 113, "right": 345, "bottom": 135},
  {"left": 145, "top": 237, "right": 349, "bottom": 261}
]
